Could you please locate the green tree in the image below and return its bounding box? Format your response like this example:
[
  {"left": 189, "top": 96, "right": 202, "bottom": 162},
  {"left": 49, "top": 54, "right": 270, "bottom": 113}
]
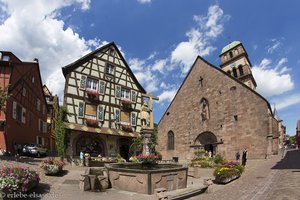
[{"left": 55, "top": 106, "right": 68, "bottom": 160}]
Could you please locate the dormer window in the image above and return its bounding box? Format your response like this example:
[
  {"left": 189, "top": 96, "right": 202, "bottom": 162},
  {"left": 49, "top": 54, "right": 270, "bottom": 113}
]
[{"left": 106, "top": 63, "right": 114, "bottom": 75}]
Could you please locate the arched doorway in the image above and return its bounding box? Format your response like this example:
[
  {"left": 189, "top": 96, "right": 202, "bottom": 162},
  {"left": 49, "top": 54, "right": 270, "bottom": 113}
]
[
  {"left": 75, "top": 134, "right": 106, "bottom": 157},
  {"left": 194, "top": 132, "right": 218, "bottom": 155},
  {"left": 118, "top": 138, "right": 132, "bottom": 161}
]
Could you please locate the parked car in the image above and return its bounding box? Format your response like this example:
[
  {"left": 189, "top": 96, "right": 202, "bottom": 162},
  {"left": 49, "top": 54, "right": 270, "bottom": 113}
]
[{"left": 22, "top": 144, "right": 48, "bottom": 157}]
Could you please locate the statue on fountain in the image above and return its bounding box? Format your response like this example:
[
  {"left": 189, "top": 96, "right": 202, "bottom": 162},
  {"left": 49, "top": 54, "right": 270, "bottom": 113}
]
[{"left": 140, "top": 93, "right": 159, "bottom": 155}]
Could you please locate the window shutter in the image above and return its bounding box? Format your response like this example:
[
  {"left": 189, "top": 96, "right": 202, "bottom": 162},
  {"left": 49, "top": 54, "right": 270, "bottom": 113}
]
[
  {"left": 115, "top": 109, "right": 120, "bottom": 122},
  {"left": 22, "top": 107, "right": 26, "bottom": 124},
  {"left": 131, "top": 112, "right": 136, "bottom": 126},
  {"left": 97, "top": 105, "right": 104, "bottom": 121},
  {"left": 99, "top": 81, "right": 105, "bottom": 94},
  {"left": 78, "top": 102, "right": 85, "bottom": 117},
  {"left": 115, "top": 86, "right": 121, "bottom": 98},
  {"left": 38, "top": 119, "right": 41, "bottom": 132},
  {"left": 131, "top": 91, "right": 137, "bottom": 102},
  {"left": 43, "top": 122, "right": 47, "bottom": 133},
  {"left": 12, "top": 101, "right": 17, "bottom": 119},
  {"left": 80, "top": 75, "right": 87, "bottom": 89}
]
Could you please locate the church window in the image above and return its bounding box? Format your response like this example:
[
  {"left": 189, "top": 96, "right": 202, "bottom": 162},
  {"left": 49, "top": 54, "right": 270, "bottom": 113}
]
[
  {"left": 229, "top": 51, "right": 233, "bottom": 58},
  {"left": 167, "top": 131, "right": 174, "bottom": 150},
  {"left": 232, "top": 68, "right": 237, "bottom": 77},
  {"left": 105, "top": 63, "right": 114, "bottom": 75},
  {"left": 238, "top": 65, "right": 244, "bottom": 76}
]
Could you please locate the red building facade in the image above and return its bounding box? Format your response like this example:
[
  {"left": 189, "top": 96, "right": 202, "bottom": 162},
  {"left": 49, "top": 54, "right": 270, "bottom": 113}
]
[{"left": 0, "top": 51, "right": 49, "bottom": 154}]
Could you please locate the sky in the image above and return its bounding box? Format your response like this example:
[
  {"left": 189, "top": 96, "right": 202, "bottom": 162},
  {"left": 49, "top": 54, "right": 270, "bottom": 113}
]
[{"left": 0, "top": 0, "right": 299, "bottom": 135}]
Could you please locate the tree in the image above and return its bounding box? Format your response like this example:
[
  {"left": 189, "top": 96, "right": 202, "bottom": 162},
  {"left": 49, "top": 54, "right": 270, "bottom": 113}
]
[{"left": 55, "top": 106, "right": 68, "bottom": 160}]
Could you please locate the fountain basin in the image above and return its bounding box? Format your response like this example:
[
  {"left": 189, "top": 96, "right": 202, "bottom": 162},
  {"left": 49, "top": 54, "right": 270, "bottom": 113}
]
[{"left": 106, "top": 163, "right": 188, "bottom": 194}]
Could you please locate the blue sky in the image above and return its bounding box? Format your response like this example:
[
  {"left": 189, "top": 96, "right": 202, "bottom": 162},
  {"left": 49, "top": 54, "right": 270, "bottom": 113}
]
[{"left": 0, "top": 0, "right": 299, "bottom": 135}]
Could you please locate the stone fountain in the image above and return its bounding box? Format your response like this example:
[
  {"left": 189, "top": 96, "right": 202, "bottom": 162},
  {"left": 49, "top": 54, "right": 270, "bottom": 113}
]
[{"left": 106, "top": 94, "right": 188, "bottom": 194}]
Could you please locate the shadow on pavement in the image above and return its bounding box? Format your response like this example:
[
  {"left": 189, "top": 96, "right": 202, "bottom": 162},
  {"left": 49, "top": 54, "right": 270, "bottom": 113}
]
[{"left": 271, "top": 149, "right": 300, "bottom": 169}]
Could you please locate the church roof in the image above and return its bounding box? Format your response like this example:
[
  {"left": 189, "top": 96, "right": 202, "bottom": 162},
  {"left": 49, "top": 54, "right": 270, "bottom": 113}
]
[{"left": 221, "top": 41, "right": 241, "bottom": 54}]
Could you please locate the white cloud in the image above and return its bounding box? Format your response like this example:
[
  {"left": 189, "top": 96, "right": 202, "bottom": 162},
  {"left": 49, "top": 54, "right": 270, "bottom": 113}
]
[
  {"left": 128, "top": 58, "right": 145, "bottom": 71},
  {"left": 137, "top": 0, "right": 151, "bottom": 4},
  {"left": 274, "top": 94, "right": 300, "bottom": 110},
  {"left": 252, "top": 58, "right": 294, "bottom": 97},
  {"left": 0, "top": 0, "right": 97, "bottom": 99},
  {"left": 152, "top": 59, "right": 167, "bottom": 74},
  {"left": 267, "top": 38, "right": 282, "bottom": 54},
  {"left": 158, "top": 89, "right": 177, "bottom": 102},
  {"left": 171, "top": 4, "right": 229, "bottom": 74}
]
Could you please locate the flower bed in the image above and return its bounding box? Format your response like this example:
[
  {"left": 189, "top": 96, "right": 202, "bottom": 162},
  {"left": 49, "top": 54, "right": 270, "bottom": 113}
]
[
  {"left": 0, "top": 166, "right": 39, "bottom": 194},
  {"left": 136, "top": 154, "right": 158, "bottom": 164},
  {"left": 86, "top": 89, "right": 100, "bottom": 96},
  {"left": 40, "top": 159, "right": 65, "bottom": 175},
  {"left": 213, "top": 161, "right": 244, "bottom": 184}
]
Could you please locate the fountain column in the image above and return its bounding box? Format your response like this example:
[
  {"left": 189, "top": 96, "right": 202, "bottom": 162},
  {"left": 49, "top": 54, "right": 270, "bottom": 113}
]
[{"left": 140, "top": 93, "right": 159, "bottom": 155}]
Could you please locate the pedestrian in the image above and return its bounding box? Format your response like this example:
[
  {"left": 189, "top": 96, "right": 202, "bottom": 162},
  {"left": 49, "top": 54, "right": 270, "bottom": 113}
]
[
  {"left": 235, "top": 151, "right": 240, "bottom": 161},
  {"left": 242, "top": 148, "right": 248, "bottom": 166},
  {"left": 13, "top": 142, "right": 18, "bottom": 155},
  {"left": 80, "top": 150, "right": 84, "bottom": 166}
]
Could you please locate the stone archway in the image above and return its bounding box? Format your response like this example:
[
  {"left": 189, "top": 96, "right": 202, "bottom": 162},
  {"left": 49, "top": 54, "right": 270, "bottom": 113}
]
[
  {"left": 194, "top": 132, "right": 218, "bottom": 155},
  {"left": 75, "top": 134, "right": 106, "bottom": 157},
  {"left": 118, "top": 138, "right": 133, "bottom": 161}
]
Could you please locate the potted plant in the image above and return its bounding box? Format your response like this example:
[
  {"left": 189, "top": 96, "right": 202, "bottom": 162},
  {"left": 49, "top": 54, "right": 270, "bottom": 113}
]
[
  {"left": 136, "top": 154, "right": 158, "bottom": 165},
  {"left": 40, "top": 159, "right": 65, "bottom": 175},
  {"left": 121, "top": 98, "right": 132, "bottom": 106},
  {"left": 121, "top": 124, "right": 133, "bottom": 132},
  {"left": 85, "top": 118, "right": 99, "bottom": 127},
  {"left": 0, "top": 166, "right": 40, "bottom": 196},
  {"left": 213, "top": 161, "right": 244, "bottom": 184}
]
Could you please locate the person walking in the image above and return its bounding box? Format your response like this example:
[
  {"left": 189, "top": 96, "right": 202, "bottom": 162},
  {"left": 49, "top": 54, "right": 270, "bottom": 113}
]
[
  {"left": 242, "top": 148, "right": 248, "bottom": 166},
  {"left": 236, "top": 151, "right": 240, "bottom": 161}
]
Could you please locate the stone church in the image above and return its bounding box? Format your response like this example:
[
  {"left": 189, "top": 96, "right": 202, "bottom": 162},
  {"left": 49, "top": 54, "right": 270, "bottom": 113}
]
[{"left": 157, "top": 41, "right": 282, "bottom": 161}]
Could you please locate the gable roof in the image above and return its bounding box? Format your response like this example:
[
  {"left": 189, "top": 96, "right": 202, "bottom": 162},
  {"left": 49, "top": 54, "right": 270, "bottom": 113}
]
[
  {"left": 158, "top": 55, "right": 273, "bottom": 124},
  {"left": 62, "top": 42, "right": 146, "bottom": 93}
]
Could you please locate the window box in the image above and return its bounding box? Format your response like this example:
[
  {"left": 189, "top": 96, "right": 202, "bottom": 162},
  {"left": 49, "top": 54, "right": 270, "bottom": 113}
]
[
  {"left": 85, "top": 118, "right": 99, "bottom": 127},
  {"left": 119, "top": 123, "right": 133, "bottom": 132},
  {"left": 121, "top": 98, "right": 132, "bottom": 106},
  {"left": 86, "top": 89, "right": 100, "bottom": 96}
]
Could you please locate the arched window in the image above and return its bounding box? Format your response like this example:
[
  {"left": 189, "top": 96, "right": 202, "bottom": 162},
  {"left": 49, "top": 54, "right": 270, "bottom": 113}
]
[
  {"left": 238, "top": 65, "right": 244, "bottom": 76},
  {"left": 229, "top": 51, "right": 233, "bottom": 58},
  {"left": 232, "top": 68, "right": 237, "bottom": 77},
  {"left": 167, "top": 131, "right": 174, "bottom": 150}
]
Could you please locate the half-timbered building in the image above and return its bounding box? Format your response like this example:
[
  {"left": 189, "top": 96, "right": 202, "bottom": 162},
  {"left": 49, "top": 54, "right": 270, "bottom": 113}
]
[
  {"left": 0, "top": 51, "right": 48, "bottom": 153},
  {"left": 62, "top": 42, "right": 146, "bottom": 160}
]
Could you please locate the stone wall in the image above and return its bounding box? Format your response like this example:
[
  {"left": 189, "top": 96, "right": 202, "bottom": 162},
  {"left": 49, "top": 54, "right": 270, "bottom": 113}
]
[{"left": 157, "top": 57, "right": 277, "bottom": 161}]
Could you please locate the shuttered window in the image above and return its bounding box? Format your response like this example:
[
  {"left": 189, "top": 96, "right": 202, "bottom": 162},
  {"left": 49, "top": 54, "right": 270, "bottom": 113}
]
[
  {"left": 131, "top": 112, "right": 136, "bottom": 126},
  {"left": 80, "top": 75, "right": 87, "bottom": 89},
  {"left": 131, "top": 91, "right": 137, "bottom": 102},
  {"left": 78, "top": 102, "right": 85, "bottom": 117},
  {"left": 115, "top": 109, "right": 120, "bottom": 123},
  {"left": 115, "top": 86, "right": 121, "bottom": 98},
  {"left": 99, "top": 81, "right": 105, "bottom": 94},
  {"left": 97, "top": 105, "right": 104, "bottom": 121}
]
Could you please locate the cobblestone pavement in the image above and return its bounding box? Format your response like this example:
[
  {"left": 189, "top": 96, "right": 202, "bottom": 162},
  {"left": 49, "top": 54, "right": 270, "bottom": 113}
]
[
  {"left": 190, "top": 149, "right": 300, "bottom": 200},
  {"left": 1, "top": 150, "right": 300, "bottom": 200}
]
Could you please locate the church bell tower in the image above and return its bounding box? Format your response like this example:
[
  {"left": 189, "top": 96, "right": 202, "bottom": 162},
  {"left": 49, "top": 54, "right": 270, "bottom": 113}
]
[{"left": 219, "top": 41, "right": 257, "bottom": 90}]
